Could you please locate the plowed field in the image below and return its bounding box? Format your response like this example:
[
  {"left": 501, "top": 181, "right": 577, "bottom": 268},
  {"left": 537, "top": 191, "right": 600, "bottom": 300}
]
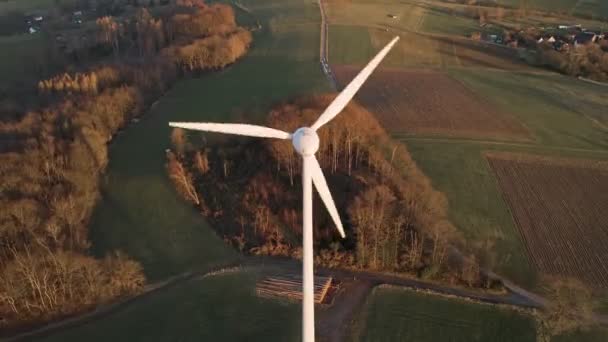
[
  {"left": 332, "top": 66, "right": 530, "bottom": 140},
  {"left": 487, "top": 153, "right": 608, "bottom": 289}
]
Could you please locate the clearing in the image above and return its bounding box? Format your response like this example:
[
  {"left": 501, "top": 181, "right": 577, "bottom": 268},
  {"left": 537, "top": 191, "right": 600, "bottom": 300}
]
[
  {"left": 487, "top": 152, "right": 608, "bottom": 289},
  {"left": 332, "top": 66, "right": 530, "bottom": 140}
]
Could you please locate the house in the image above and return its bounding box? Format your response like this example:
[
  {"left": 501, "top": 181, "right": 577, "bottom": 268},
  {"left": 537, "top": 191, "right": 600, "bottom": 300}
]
[{"left": 574, "top": 32, "right": 598, "bottom": 46}]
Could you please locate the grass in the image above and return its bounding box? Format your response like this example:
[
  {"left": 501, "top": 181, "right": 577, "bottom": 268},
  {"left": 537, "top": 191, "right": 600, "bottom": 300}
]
[
  {"left": 323, "top": 0, "right": 424, "bottom": 31},
  {"left": 38, "top": 271, "right": 301, "bottom": 342},
  {"left": 552, "top": 327, "right": 608, "bottom": 342},
  {"left": 328, "top": 24, "right": 461, "bottom": 68},
  {"left": 421, "top": 7, "right": 480, "bottom": 37},
  {"left": 448, "top": 69, "right": 608, "bottom": 150},
  {"left": 492, "top": 0, "right": 608, "bottom": 19},
  {"left": 0, "top": 33, "right": 51, "bottom": 87},
  {"left": 89, "top": 0, "right": 330, "bottom": 282},
  {"left": 327, "top": 25, "right": 374, "bottom": 65},
  {"left": 351, "top": 286, "right": 537, "bottom": 342},
  {"left": 404, "top": 140, "right": 535, "bottom": 286},
  {"left": 0, "top": 0, "right": 77, "bottom": 14}
]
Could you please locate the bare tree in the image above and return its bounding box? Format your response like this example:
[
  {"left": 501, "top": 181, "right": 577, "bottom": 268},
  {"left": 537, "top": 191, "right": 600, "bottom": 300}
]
[{"left": 166, "top": 151, "right": 199, "bottom": 204}]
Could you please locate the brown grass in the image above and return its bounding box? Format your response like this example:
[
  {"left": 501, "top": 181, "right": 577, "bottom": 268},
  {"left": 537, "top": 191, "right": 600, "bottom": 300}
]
[
  {"left": 486, "top": 152, "right": 608, "bottom": 289},
  {"left": 332, "top": 66, "right": 530, "bottom": 140}
]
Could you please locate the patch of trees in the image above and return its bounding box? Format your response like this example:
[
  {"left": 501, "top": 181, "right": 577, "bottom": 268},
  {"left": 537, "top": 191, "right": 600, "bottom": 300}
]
[
  {"left": 168, "top": 95, "right": 491, "bottom": 289},
  {"left": 0, "top": 2, "right": 250, "bottom": 331},
  {"left": 538, "top": 43, "right": 608, "bottom": 82}
]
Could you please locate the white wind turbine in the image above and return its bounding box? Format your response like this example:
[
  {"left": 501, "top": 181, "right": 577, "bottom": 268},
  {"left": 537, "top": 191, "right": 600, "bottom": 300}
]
[{"left": 169, "top": 36, "right": 399, "bottom": 342}]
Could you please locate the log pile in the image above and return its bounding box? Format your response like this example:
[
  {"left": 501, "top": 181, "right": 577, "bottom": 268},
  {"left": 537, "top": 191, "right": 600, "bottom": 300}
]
[{"left": 256, "top": 274, "right": 333, "bottom": 303}]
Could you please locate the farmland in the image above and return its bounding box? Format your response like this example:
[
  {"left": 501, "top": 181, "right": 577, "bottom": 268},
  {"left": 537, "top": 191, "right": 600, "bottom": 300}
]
[
  {"left": 351, "top": 286, "right": 537, "bottom": 342},
  {"left": 327, "top": 25, "right": 533, "bottom": 70},
  {"left": 0, "top": 33, "right": 52, "bottom": 88},
  {"left": 39, "top": 271, "right": 301, "bottom": 342},
  {"left": 332, "top": 66, "right": 530, "bottom": 140},
  {"left": 487, "top": 152, "right": 608, "bottom": 289},
  {"left": 449, "top": 69, "right": 608, "bottom": 149}
]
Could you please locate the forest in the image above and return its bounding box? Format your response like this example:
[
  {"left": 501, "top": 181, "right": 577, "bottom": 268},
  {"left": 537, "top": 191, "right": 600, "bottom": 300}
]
[
  {"left": 0, "top": 1, "right": 251, "bottom": 329},
  {"left": 168, "top": 95, "right": 492, "bottom": 290}
]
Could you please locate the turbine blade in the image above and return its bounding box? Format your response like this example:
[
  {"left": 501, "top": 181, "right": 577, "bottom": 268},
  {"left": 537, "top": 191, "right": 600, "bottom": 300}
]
[
  {"left": 311, "top": 36, "right": 400, "bottom": 131},
  {"left": 168, "top": 122, "right": 291, "bottom": 140},
  {"left": 309, "top": 156, "right": 346, "bottom": 238}
]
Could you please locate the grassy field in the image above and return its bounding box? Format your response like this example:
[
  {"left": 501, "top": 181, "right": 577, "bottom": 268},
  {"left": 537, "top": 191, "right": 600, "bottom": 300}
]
[
  {"left": 421, "top": 6, "right": 480, "bottom": 37},
  {"left": 0, "top": 0, "right": 77, "bottom": 14},
  {"left": 38, "top": 271, "right": 301, "bottom": 342},
  {"left": 495, "top": 0, "right": 608, "bottom": 19},
  {"left": 0, "top": 33, "right": 51, "bottom": 87},
  {"left": 323, "top": 0, "right": 424, "bottom": 31},
  {"left": 448, "top": 69, "right": 608, "bottom": 150},
  {"left": 89, "top": 0, "right": 329, "bottom": 282},
  {"left": 351, "top": 286, "right": 537, "bottom": 342}
]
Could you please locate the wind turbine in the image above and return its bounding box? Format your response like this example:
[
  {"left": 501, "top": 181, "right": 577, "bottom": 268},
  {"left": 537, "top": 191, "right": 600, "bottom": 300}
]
[{"left": 169, "top": 36, "right": 399, "bottom": 342}]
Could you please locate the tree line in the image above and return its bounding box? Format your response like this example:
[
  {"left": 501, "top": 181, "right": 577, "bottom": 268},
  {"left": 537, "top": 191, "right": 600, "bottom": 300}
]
[
  {"left": 0, "top": 1, "right": 251, "bottom": 330},
  {"left": 168, "top": 95, "right": 491, "bottom": 289}
]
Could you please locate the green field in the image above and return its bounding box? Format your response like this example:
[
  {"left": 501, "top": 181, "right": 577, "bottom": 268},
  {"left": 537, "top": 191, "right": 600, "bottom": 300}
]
[
  {"left": 421, "top": 7, "right": 480, "bottom": 37},
  {"left": 39, "top": 271, "right": 300, "bottom": 342},
  {"left": 0, "top": 0, "right": 77, "bottom": 14},
  {"left": 496, "top": 0, "right": 608, "bottom": 19},
  {"left": 0, "top": 33, "right": 51, "bottom": 87},
  {"left": 448, "top": 69, "right": 608, "bottom": 150},
  {"left": 351, "top": 286, "right": 537, "bottom": 342}
]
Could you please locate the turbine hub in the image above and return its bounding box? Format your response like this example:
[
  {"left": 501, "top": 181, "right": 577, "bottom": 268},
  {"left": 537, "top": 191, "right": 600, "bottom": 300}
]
[{"left": 292, "top": 127, "right": 319, "bottom": 156}]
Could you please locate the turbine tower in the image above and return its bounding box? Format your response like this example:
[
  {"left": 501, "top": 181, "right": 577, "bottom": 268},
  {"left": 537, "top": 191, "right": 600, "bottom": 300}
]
[{"left": 169, "top": 36, "right": 399, "bottom": 342}]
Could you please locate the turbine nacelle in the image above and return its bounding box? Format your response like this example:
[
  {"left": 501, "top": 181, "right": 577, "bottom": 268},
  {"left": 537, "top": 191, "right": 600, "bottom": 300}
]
[{"left": 292, "top": 127, "right": 319, "bottom": 156}]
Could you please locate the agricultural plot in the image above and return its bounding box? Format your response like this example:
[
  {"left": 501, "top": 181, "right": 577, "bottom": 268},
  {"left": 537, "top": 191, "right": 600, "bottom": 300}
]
[
  {"left": 328, "top": 25, "right": 532, "bottom": 70},
  {"left": 0, "top": 33, "right": 51, "bottom": 87},
  {"left": 487, "top": 152, "right": 608, "bottom": 288},
  {"left": 332, "top": 66, "right": 530, "bottom": 140},
  {"left": 351, "top": 286, "right": 537, "bottom": 342},
  {"left": 449, "top": 69, "right": 608, "bottom": 150},
  {"left": 323, "top": 0, "right": 425, "bottom": 32},
  {"left": 39, "top": 271, "right": 301, "bottom": 342},
  {"left": 0, "top": 0, "right": 77, "bottom": 14},
  {"left": 404, "top": 140, "right": 537, "bottom": 286},
  {"left": 420, "top": 6, "right": 480, "bottom": 37}
]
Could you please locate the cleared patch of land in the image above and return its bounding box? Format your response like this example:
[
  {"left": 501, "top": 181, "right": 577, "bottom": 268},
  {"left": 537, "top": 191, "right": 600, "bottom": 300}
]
[
  {"left": 332, "top": 66, "right": 530, "bottom": 140},
  {"left": 351, "top": 286, "right": 537, "bottom": 341},
  {"left": 487, "top": 152, "right": 608, "bottom": 288}
]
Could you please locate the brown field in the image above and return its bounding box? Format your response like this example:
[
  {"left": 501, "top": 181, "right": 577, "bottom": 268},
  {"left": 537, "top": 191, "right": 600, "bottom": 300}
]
[
  {"left": 332, "top": 66, "right": 530, "bottom": 140},
  {"left": 486, "top": 152, "right": 608, "bottom": 289}
]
